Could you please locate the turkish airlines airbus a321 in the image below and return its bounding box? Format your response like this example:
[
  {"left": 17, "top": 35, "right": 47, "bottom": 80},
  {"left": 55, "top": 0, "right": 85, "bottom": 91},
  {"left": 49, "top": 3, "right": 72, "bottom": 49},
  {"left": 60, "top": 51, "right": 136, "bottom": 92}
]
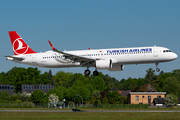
[{"left": 5, "top": 31, "right": 178, "bottom": 76}]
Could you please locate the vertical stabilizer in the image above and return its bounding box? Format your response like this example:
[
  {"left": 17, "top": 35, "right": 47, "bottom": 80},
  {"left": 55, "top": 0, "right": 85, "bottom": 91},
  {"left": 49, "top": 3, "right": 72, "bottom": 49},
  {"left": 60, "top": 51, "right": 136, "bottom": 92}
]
[{"left": 9, "top": 31, "right": 37, "bottom": 55}]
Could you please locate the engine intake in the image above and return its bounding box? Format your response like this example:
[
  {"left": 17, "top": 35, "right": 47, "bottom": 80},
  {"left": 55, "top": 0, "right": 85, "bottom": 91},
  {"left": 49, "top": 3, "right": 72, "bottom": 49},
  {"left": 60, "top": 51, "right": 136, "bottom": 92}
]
[{"left": 96, "top": 59, "right": 111, "bottom": 70}]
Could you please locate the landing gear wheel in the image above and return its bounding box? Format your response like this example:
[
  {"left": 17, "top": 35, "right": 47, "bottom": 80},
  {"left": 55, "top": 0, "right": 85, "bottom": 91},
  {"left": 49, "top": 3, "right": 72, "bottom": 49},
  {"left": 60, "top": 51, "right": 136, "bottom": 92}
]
[
  {"left": 93, "top": 70, "right": 99, "bottom": 76},
  {"left": 84, "top": 69, "right": 91, "bottom": 76},
  {"left": 156, "top": 68, "right": 160, "bottom": 72},
  {"left": 155, "top": 63, "right": 160, "bottom": 72}
]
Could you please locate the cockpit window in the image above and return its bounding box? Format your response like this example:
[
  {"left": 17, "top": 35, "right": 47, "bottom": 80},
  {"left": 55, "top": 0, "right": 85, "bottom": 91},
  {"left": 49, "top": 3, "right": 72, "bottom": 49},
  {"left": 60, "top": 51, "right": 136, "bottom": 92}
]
[{"left": 163, "top": 50, "right": 171, "bottom": 53}]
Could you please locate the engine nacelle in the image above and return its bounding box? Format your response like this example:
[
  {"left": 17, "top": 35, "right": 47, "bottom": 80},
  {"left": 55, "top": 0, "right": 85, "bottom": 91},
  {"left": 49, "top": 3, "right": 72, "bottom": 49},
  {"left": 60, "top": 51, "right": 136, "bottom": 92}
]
[
  {"left": 108, "top": 64, "right": 124, "bottom": 71},
  {"left": 95, "top": 59, "right": 124, "bottom": 71},
  {"left": 96, "top": 59, "right": 111, "bottom": 70}
]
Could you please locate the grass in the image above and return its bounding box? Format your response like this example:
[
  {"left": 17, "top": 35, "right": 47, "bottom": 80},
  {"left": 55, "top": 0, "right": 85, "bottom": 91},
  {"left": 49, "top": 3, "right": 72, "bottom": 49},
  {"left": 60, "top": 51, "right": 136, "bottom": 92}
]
[
  {"left": 0, "top": 112, "right": 180, "bottom": 120},
  {"left": 0, "top": 107, "right": 180, "bottom": 111}
]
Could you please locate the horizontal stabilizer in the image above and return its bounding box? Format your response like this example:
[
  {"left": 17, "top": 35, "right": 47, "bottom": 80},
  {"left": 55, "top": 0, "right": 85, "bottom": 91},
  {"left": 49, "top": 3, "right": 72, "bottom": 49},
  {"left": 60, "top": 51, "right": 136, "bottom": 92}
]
[{"left": 4, "top": 55, "right": 24, "bottom": 61}]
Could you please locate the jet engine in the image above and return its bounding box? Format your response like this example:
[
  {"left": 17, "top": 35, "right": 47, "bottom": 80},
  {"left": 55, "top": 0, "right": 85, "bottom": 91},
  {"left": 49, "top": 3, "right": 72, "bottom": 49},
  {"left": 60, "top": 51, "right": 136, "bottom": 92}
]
[
  {"left": 95, "top": 59, "right": 124, "bottom": 71},
  {"left": 95, "top": 59, "right": 111, "bottom": 70}
]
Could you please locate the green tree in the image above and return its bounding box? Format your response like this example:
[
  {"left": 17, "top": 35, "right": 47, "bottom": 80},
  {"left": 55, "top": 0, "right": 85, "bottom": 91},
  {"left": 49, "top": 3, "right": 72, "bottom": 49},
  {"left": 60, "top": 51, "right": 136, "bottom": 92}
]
[
  {"left": 0, "top": 72, "right": 8, "bottom": 84},
  {"left": 73, "top": 79, "right": 84, "bottom": 86},
  {"left": 29, "top": 90, "right": 46, "bottom": 103},
  {"left": 10, "top": 93, "right": 21, "bottom": 101},
  {"left": 48, "top": 70, "right": 54, "bottom": 86},
  {"left": 102, "top": 96, "right": 109, "bottom": 104},
  {"left": 107, "top": 90, "right": 121, "bottom": 104},
  {"left": 97, "top": 72, "right": 117, "bottom": 91},
  {"left": 74, "top": 87, "right": 90, "bottom": 103},
  {"left": 122, "top": 77, "right": 137, "bottom": 90},
  {"left": 136, "top": 78, "right": 145, "bottom": 87},
  {"left": 53, "top": 71, "right": 73, "bottom": 88},
  {"left": 0, "top": 91, "right": 11, "bottom": 101},
  {"left": 155, "top": 72, "right": 172, "bottom": 92},
  {"left": 144, "top": 68, "right": 156, "bottom": 84},
  {"left": 57, "top": 86, "right": 69, "bottom": 100},
  {"left": 162, "top": 76, "right": 180, "bottom": 97},
  {"left": 85, "top": 84, "right": 94, "bottom": 96},
  {"left": 119, "top": 97, "right": 128, "bottom": 104},
  {"left": 68, "top": 85, "right": 78, "bottom": 101},
  {"left": 72, "top": 73, "right": 89, "bottom": 85},
  {"left": 90, "top": 76, "right": 107, "bottom": 92},
  {"left": 46, "top": 88, "right": 63, "bottom": 101},
  {"left": 5, "top": 67, "right": 50, "bottom": 93}
]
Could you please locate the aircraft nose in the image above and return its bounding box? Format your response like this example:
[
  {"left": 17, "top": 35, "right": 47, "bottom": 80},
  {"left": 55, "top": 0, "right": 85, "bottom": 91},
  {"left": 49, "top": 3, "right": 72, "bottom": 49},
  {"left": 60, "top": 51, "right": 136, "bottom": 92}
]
[{"left": 173, "top": 53, "right": 178, "bottom": 60}]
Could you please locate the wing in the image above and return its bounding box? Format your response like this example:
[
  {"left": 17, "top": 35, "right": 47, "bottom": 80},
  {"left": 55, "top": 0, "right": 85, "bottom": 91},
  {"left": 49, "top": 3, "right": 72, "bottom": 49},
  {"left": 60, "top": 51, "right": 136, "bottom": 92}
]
[
  {"left": 48, "top": 40, "right": 95, "bottom": 66},
  {"left": 4, "top": 55, "right": 24, "bottom": 61}
]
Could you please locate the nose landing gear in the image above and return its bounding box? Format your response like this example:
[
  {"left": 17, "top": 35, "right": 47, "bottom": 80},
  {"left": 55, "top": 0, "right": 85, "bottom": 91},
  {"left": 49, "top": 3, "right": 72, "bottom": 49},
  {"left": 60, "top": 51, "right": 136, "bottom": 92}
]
[{"left": 155, "top": 63, "right": 160, "bottom": 72}]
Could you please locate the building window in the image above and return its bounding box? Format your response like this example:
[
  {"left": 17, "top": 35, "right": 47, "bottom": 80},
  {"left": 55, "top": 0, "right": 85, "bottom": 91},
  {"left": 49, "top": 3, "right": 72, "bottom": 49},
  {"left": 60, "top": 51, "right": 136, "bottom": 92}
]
[
  {"left": 40, "top": 86, "right": 42, "bottom": 89},
  {"left": 23, "top": 86, "right": 25, "bottom": 89},
  {"left": 43, "top": 86, "right": 45, "bottom": 89},
  {"left": 10, "top": 87, "right": 13, "bottom": 89},
  {"left": 157, "top": 96, "right": 161, "bottom": 98},
  {"left": 26, "top": 86, "right": 28, "bottom": 89},
  {"left": 48, "top": 86, "right": 51, "bottom": 89},
  {"left": 148, "top": 96, "right": 151, "bottom": 99},
  {"left": 135, "top": 96, "right": 139, "bottom": 101},
  {"left": 142, "top": 96, "right": 145, "bottom": 98},
  {"left": 2, "top": 86, "right": 4, "bottom": 89},
  {"left": 0, "top": 86, "right": 1, "bottom": 89},
  {"left": 32, "top": 86, "right": 34, "bottom": 89}
]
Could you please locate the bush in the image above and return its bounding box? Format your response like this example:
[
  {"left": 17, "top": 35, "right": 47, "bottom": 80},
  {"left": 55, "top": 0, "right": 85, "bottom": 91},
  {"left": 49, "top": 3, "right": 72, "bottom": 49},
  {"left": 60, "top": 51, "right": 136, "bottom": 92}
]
[
  {"left": 0, "top": 91, "right": 11, "bottom": 101},
  {"left": 10, "top": 93, "right": 21, "bottom": 101},
  {"left": 29, "top": 90, "right": 46, "bottom": 103}
]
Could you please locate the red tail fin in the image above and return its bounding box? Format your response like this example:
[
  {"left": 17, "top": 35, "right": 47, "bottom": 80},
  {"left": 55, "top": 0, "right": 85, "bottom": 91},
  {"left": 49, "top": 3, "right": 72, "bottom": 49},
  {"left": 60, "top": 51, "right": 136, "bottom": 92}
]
[{"left": 9, "top": 31, "right": 37, "bottom": 55}]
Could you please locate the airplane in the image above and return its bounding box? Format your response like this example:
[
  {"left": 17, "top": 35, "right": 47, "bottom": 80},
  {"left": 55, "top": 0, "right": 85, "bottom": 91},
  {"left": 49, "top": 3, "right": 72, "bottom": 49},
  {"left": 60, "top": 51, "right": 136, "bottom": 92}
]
[{"left": 5, "top": 31, "right": 178, "bottom": 76}]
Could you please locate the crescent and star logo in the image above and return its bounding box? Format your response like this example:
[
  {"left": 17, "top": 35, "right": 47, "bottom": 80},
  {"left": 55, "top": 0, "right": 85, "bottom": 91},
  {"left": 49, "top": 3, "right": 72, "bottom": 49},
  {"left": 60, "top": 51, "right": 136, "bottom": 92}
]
[{"left": 13, "top": 38, "right": 29, "bottom": 55}]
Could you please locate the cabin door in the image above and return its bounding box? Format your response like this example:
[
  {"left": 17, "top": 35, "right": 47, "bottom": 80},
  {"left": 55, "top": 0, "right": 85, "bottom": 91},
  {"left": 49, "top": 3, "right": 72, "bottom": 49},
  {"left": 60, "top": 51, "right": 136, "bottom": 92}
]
[{"left": 153, "top": 48, "right": 158, "bottom": 57}]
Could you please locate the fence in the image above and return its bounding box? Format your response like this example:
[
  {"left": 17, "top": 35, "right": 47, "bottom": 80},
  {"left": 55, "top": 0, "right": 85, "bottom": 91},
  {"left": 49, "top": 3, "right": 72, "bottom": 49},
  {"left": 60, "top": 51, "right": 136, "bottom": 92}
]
[
  {"left": 85, "top": 104, "right": 150, "bottom": 109},
  {"left": 0, "top": 103, "right": 149, "bottom": 109},
  {"left": 0, "top": 103, "right": 178, "bottom": 109}
]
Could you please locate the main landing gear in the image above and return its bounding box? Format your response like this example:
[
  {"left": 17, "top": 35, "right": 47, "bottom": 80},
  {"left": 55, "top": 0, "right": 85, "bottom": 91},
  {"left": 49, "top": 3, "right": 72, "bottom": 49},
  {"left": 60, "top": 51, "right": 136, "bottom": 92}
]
[
  {"left": 155, "top": 63, "right": 160, "bottom": 72},
  {"left": 84, "top": 69, "right": 91, "bottom": 76},
  {"left": 84, "top": 68, "right": 99, "bottom": 76}
]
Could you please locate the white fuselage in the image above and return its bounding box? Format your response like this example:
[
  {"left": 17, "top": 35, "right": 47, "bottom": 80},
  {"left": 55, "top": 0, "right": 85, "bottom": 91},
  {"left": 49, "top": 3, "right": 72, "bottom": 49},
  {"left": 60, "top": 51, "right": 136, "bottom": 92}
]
[{"left": 7, "top": 46, "right": 177, "bottom": 70}]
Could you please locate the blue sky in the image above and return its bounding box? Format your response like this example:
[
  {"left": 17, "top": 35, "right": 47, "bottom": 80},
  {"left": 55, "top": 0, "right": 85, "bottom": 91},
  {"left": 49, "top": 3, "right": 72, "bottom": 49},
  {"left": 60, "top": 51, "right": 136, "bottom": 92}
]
[{"left": 0, "top": 0, "right": 180, "bottom": 80}]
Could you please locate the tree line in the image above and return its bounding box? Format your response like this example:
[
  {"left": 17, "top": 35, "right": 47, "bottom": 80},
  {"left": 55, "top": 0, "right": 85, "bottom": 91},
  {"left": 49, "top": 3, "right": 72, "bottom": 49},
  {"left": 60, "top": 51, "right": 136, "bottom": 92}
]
[{"left": 0, "top": 67, "right": 180, "bottom": 104}]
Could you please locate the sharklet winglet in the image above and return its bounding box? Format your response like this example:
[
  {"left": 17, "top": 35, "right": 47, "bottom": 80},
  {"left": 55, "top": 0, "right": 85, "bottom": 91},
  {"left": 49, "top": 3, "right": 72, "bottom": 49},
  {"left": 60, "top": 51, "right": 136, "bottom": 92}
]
[{"left": 48, "top": 40, "right": 56, "bottom": 50}]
